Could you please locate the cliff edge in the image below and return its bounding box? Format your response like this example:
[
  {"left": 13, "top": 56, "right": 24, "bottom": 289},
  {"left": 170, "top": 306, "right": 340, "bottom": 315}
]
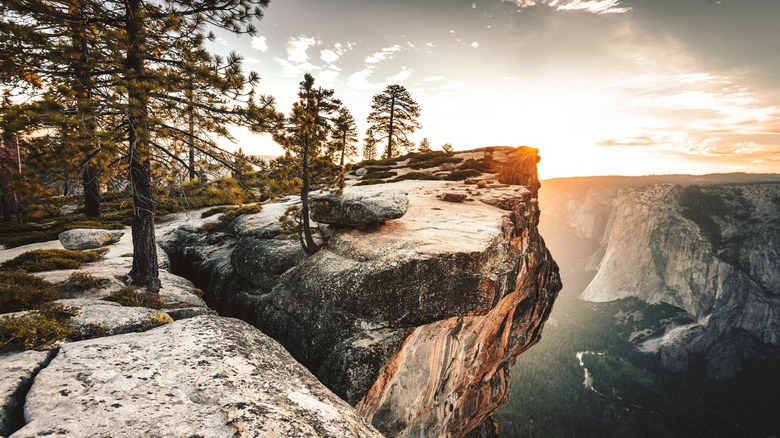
[{"left": 162, "top": 147, "right": 562, "bottom": 437}]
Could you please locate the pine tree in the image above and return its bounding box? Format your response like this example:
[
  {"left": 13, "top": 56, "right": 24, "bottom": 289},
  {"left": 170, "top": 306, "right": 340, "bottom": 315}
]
[
  {"left": 362, "top": 128, "right": 378, "bottom": 161},
  {"left": 366, "top": 84, "right": 422, "bottom": 159},
  {"left": 332, "top": 106, "right": 358, "bottom": 167},
  {"left": 442, "top": 142, "right": 454, "bottom": 154},
  {"left": 418, "top": 137, "right": 432, "bottom": 154},
  {"left": 1, "top": 0, "right": 118, "bottom": 217},
  {"left": 275, "top": 74, "right": 341, "bottom": 255}
]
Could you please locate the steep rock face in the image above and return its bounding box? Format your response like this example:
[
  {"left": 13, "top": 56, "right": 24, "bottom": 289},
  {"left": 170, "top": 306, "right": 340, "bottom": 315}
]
[
  {"left": 161, "top": 147, "right": 561, "bottom": 437},
  {"left": 551, "top": 179, "right": 780, "bottom": 379},
  {"left": 12, "top": 316, "right": 381, "bottom": 438}
]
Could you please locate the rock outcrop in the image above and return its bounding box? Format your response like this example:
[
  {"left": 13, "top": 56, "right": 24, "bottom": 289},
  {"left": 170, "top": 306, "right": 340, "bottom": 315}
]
[
  {"left": 161, "top": 147, "right": 561, "bottom": 437},
  {"left": 58, "top": 229, "right": 124, "bottom": 250},
  {"left": 540, "top": 175, "right": 780, "bottom": 379},
  {"left": 310, "top": 191, "right": 409, "bottom": 227},
  {"left": 12, "top": 316, "right": 381, "bottom": 437}
]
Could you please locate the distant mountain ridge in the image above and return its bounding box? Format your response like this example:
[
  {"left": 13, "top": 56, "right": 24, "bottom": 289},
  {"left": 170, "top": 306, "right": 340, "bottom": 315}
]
[{"left": 539, "top": 173, "right": 780, "bottom": 379}]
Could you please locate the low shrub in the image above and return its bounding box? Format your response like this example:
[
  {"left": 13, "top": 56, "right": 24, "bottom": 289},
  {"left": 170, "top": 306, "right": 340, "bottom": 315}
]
[
  {"left": 200, "top": 206, "right": 233, "bottom": 218},
  {"left": 458, "top": 158, "right": 495, "bottom": 173},
  {"left": 0, "top": 302, "right": 79, "bottom": 351},
  {"left": 408, "top": 156, "right": 463, "bottom": 169},
  {"left": 59, "top": 272, "right": 105, "bottom": 295},
  {"left": 104, "top": 286, "right": 163, "bottom": 309},
  {"left": 139, "top": 312, "right": 174, "bottom": 330},
  {"left": 0, "top": 249, "right": 104, "bottom": 273},
  {"left": 389, "top": 172, "right": 442, "bottom": 182},
  {"left": 197, "top": 204, "right": 263, "bottom": 233},
  {"left": 445, "top": 169, "right": 483, "bottom": 181},
  {"left": 0, "top": 271, "right": 58, "bottom": 314},
  {"left": 355, "top": 178, "right": 388, "bottom": 186},
  {"left": 362, "top": 171, "right": 397, "bottom": 180}
]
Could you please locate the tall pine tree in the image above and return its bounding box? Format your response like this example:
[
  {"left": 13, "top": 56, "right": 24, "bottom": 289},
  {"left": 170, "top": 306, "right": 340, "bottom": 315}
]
[{"left": 365, "top": 84, "right": 422, "bottom": 159}]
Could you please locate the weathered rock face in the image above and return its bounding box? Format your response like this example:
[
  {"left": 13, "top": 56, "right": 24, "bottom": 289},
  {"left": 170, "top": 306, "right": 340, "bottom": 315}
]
[
  {"left": 12, "top": 316, "right": 381, "bottom": 438},
  {"left": 498, "top": 146, "right": 541, "bottom": 196},
  {"left": 161, "top": 147, "right": 561, "bottom": 437},
  {"left": 310, "top": 191, "right": 409, "bottom": 227},
  {"left": 540, "top": 175, "right": 780, "bottom": 379},
  {"left": 58, "top": 229, "right": 124, "bottom": 250},
  {"left": 0, "top": 351, "right": 55, "bottom": 437}
]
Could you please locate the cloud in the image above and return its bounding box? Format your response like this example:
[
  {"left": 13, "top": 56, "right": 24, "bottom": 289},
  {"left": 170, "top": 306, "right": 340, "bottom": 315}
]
[
  {"left": 285, "top": 36, "right": 319, "bottom": 63},
  {"left": 347, "top": 67, "right": 377, "bottom": 90},
  {"left": 365, "top": 45, "right": 403, "bottom": 64},
  {"left": 320, "top": 49, "right": 340, "bottom": 64},
  {"left": 244, "top": 57, "right": 262, "bottom": 64},
  {"left": 251, "top": 36, "right": 268, "bottom": 52},
  {"left": 424, "top": 76, "right": 446, "bottom": 82},
  {"left": 318, "top": 67, "right": 341, "bottom": 88},
  {"left": 274, "top": 57, "right": 320, "bottom": 78},
  {"left": 471, "top": 41, "right": 479, "bottom": 48},
  {"left": 215, "top": 37, "right": 229, "bottom": 47},
  {"left": 387, "top": 67, "right": 413, "bottom": 83},
  {"left": 504, "top": 0, "right": 631, "bottom": 14}
]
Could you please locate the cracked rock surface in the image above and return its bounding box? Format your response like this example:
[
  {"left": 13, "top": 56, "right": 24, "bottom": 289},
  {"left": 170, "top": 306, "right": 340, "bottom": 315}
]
[{"left": 12, "top": 316, "right": 381, "bottom": 438}]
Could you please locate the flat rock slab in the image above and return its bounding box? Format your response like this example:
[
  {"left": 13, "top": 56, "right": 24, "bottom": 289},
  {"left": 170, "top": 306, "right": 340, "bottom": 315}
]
[
  {"left": 59, "top": 299, "right": 171, "bottom": 341},
  {"left": 58, "top": 229, "right": 124, "bottom": 250},
  {"left": 15, "top": 316, "right": 381, "bottom": 438},
  {"left": 310, "top": 191, "right": 409, "bottom": 227},
  {"left": 0, "top": 350, "right": 55, "bottom": 437}
]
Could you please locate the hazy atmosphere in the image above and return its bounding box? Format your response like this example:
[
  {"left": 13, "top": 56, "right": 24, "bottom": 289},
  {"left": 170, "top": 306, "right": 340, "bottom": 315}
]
[{"left": 215, "top": 0, "right": 780, "bottom": 178}]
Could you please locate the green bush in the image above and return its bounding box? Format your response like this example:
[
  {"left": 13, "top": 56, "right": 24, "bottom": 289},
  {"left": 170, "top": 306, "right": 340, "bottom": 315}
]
[
  {"left": 104, "top": 286, "right": 163, "bottom": 309},
  {"left": 362, "top": 171, "right": 397, "bottom": 179},
  {"left": 458, "top": 158, "right": 495, "bottom": 173},
  {"left": 408, "top": 155, "right": 463, "bottom": 169},
  {"left": 389, "top": 172, "right": 442, "bottom": 182},
  {"left": 0, "top": 302, "right": 78, "bottom": 351},
  {"left": 355, "top": 178, "right": 388, "bottom": 186},
  {"left": 0, "top": 271, "right": 58, "bottom": 314},
  {"left": 445, "top": 169, "right": 483, "bottom": 181},
  {"left": 197, "top": 204, "right": 263, "bottom": 233},
  {"left": 200, "top": 206, "right": 233, "bottom": 218},
  {"left": 0, "top": 249, "right": 104, "bottom": 273},
  {"left": 61, "top": 271, "right": 105, "bottom": 292}
]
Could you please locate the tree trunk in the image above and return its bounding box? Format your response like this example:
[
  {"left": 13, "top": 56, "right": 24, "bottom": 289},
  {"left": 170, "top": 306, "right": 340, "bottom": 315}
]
[
  {"left": 300, "top": 134, "right": 319, "bottom": 255},
  {"left": 70, "top": 0, "right": 102, "bottom": 218},
  {"left": 82, "top": 165, "right": 101, "bottom": 217},
  {"left": 339, "top": 131, "right": 346, "bottom": 167},
  {"left": 187, "top": 82, "right": 196, "bottom": 180},
  {"left": 125, "top": 0, "right": 160, "bottom": 292},
  {"left": 386, "top": 94, "right": 395, "bottom": 159}
]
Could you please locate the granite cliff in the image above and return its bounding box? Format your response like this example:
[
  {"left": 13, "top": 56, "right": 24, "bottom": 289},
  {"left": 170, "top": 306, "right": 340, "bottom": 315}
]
[
  {"left": 162, "top": 147, "right": 561, "bottom": 437},
  {"left": 540, "top": 174, "right": 780, "bottom": 379}
]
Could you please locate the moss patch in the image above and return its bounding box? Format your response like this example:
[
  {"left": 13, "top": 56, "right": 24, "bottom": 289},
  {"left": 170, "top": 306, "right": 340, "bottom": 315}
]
[
  {"left": 0, "top": 249, "right": 104, "bottom": 273},
  {"left": 0, "top": 302, "right": 79, "bottom": 351},
  {"left": 104, "top": 286, "right": 163, "bottom": 309},
  {"left": 0, "top": 271, "right": 58, "bottom": 314}
]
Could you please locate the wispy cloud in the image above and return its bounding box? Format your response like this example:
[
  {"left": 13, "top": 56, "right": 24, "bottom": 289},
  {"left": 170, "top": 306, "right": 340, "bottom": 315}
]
[
  {"left": 251, "top": 36, "right": 268, "bottom": 52},
  {"left": 347, "top": 67, "right": 378, "bottom": 90},
  {"left": 365, "top": 45, "right": 403, "bottom": 64},
  {"left": 424, "top": 76, "right": 446, "bottom": 82},
  {"left": 387, "top": 67, "right": 414, "bottom": 83},
  {"left": 285, "top": 35, "right": 319, "bottom": 63},
  {"left": 274, "top": 58, "right": 320, "bottom": 78},
  {"left": 505, "top": 0, "right": 631, "bottom": 14}
]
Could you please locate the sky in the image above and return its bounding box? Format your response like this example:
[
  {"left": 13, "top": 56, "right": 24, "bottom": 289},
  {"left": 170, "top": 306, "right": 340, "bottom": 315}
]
[{"left": 208, "top": 0, "right": 780, "bottom": 179}]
